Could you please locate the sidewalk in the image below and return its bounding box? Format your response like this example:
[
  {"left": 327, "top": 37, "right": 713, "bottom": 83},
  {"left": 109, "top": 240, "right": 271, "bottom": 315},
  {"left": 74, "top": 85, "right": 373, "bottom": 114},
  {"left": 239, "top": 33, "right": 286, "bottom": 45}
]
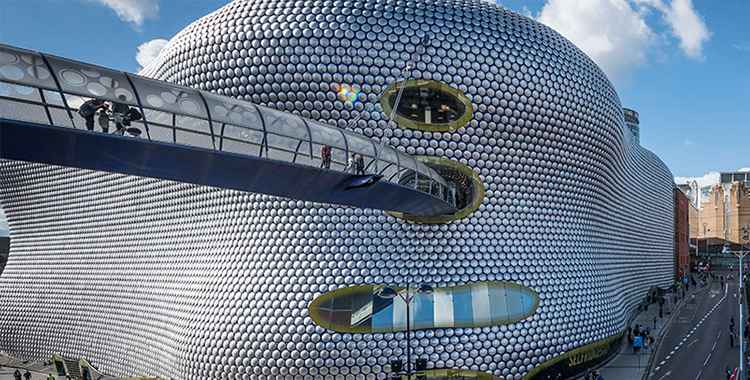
[{"left": 583, "top": 284, "right": 704, "bottom": 380}]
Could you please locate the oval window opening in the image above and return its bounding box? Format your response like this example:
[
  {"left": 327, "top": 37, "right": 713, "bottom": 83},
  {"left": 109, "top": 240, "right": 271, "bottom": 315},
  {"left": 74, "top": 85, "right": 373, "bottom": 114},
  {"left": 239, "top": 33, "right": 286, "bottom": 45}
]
[
  {"left": 389, "top": 156, "right": 484, "bottom": 224},
  {"left": 308, "top": 281, "right": 539, "bottom": 334},
  {"left": 380, "top": 80, "right": 473, "bottom": 132}
]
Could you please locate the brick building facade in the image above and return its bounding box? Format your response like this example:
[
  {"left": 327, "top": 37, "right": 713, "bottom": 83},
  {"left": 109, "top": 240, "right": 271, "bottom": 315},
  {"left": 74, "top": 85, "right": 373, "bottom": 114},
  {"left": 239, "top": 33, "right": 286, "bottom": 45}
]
[{"left": 689, "top": 182, "right": 750, "bottom": 244}]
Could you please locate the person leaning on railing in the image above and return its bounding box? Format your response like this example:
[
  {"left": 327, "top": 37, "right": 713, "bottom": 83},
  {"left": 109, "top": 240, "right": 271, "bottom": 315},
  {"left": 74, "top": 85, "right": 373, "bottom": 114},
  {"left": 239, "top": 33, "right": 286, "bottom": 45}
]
[
  {"left": 111, "top": 95, "right": 130, "bottom": 134},
  {"left": 97, "top": 103, "right": 110, "bottom": 133},
  {"left": 110, "top": 95, "right": 143, "bottom": 136},
  {"left": 77, "top": 99, "right": 107, "bottom": 131}
]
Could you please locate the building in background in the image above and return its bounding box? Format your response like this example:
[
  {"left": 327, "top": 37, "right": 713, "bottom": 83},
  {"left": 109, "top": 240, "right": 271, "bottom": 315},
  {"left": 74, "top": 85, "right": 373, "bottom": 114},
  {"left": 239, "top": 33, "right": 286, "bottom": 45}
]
[
  {"left": 684, "top": 181, "right": 750, "bottom": 243},
  {"left": 680, "top": 174, "right": 750, "bottom": 270},
  {"left": 623, "top": 108, "right": 640, "bottom": 144},
  {"left": 674, "top": 189, "right": 690, "bottom": 278},
  {"left": 721, "top": 171, "right": 750, "bottom": 187}
]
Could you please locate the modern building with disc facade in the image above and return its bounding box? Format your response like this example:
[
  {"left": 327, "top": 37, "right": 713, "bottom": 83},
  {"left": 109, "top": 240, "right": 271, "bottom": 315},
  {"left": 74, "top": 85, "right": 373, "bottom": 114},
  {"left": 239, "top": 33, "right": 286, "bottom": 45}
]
[{"left": 0, "top": 0, "right": 675, "bottom": 379}]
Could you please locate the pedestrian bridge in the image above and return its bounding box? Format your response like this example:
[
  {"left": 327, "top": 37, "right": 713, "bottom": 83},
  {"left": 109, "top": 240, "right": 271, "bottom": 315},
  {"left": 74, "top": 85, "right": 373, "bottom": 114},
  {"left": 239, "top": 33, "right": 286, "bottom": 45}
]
[{"left": 0, "top": 44, "right": 457, "bottom": 217}]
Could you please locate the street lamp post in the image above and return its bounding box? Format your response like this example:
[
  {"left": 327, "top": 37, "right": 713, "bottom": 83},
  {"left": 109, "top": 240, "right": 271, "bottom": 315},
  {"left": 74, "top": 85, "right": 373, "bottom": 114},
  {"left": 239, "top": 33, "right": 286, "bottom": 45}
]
[
  {"left": 724, "top": 242, "right": 750, "bottom": 380},
  {"left": 377, "top": 283, "right": 434, "bottom": 379}
]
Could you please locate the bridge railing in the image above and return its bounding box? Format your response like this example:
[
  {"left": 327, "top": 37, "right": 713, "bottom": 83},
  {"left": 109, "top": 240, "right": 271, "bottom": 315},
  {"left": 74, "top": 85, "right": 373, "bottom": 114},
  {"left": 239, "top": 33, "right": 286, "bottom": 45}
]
[{"left": 0, "top": 43, "right": 456, "bottom": 208}]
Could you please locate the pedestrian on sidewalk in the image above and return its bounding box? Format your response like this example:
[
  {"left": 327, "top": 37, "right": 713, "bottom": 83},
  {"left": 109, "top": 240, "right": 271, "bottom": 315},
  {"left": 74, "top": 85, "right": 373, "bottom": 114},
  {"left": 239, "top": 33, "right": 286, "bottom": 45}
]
[
  {"left": 14, "top": 369, "right": 21, "bottom": 380},
  {"left": 23, "top": 370, "right": 30, "bottom": 380},
  {"left": 594, "top": 370, "right": 604, "bottom": 380},
  {"left": 633, "top": 334, "right": 643, "bottom": 353},
  {"left": 627, "top": 326, "right": 634, "bottom": 344}
]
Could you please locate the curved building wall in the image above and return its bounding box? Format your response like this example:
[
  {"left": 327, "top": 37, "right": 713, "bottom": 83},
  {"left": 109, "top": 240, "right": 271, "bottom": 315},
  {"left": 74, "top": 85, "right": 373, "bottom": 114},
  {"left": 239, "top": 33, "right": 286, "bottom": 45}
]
[{"left": 0, "top": 0, "right": 675, "bottom": 379}]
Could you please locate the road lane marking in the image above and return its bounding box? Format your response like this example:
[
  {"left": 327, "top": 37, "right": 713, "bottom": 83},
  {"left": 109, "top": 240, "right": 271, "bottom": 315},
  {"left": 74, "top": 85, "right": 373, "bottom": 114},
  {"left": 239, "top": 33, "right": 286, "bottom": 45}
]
[
  {"left": 652, "top": 283, "right": 729, "bottom": 374},
  {"left": 655, "top": 370, "right": 672, "bottom": 380}
]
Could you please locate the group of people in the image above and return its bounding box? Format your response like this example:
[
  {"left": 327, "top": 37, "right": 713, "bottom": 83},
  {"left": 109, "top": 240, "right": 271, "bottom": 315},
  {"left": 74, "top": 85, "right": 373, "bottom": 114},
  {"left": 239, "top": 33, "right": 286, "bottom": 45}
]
[
  {"left": 78, "top": 95, "right": 142, "bottom": 136},
  {"left": 728, "top": 316, "right": 750, "bottom": 348},
  {"left": 10, "top": 367, "right": 61, "bottom": 380},
  {"left": 584, "top": 369, "right": 604, "bottom": 380},
  {"left": 11, "top": 369, "right": 31, "bottom": 380},
  {"left": 319, "top": 144, "right": 366, "bottom": 175},
  {"left": 628, "top": 324, "right": 655, "bottom": 353}
]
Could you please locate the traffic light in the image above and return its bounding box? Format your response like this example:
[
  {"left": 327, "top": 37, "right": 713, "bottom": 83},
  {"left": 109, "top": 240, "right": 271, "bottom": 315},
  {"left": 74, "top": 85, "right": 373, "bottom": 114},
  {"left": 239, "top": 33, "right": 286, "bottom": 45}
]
[{"left": 415, "top": 358, "right": 428, "bottom": 371}]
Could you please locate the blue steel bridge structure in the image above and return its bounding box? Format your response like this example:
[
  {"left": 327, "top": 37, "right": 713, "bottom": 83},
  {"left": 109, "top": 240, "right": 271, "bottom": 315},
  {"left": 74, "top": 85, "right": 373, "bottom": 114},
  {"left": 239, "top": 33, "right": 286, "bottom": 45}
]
[{"left": 0, "top": 43, "right": 456, "bottom": 218}]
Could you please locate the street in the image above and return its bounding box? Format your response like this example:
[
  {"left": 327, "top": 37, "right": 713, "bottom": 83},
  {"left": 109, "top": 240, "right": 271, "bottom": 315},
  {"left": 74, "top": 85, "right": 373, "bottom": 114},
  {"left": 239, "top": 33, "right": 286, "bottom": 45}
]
[{"left": 650, "top": 276, "right": 741, "bottom": 380}]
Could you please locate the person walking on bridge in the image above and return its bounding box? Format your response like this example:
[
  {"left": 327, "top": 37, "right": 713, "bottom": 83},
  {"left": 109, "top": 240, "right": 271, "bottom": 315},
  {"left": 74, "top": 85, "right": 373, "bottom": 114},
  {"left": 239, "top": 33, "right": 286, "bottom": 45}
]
[
  {"left": 320, "top": 145, "right": 332, "bottom": 169},
  {"left": 355, "top": 153, "right": 365, "bottom": 175},
  {"left": 345, "top": 154, "right": 356, "bottom": 174}
]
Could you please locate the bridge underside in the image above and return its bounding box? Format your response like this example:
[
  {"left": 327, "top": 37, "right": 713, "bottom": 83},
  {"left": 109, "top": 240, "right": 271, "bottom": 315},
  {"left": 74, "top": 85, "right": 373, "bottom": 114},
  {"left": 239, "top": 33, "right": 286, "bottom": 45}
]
[{"left": 0, "top": 118, "right": 454, "bottom": 216}]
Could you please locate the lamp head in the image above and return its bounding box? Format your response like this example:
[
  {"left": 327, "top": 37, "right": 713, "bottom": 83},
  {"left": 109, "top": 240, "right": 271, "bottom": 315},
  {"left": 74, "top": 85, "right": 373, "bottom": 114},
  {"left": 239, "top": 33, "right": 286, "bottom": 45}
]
[{"left": 376, "top": 286, "right": 398, "bottom": 300}]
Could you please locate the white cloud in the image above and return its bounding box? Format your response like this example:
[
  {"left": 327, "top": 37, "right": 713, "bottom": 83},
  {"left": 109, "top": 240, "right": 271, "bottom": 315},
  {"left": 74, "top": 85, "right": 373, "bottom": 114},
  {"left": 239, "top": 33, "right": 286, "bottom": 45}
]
[
  {"left": 93, "top": 0, "right": 159, "bottom": 27},
  {"left": 637, "top": 0, "right": 711, "bottom": 59},
  {"left": 136, "top": 39, "right": 169, "bottom": 69},
  {"left": 683, "top": 138, "right": 694, "bottom": 146},
  {"left": 535, "top": 0, "right": 710, "bottom": 83},
  {"left": 674, "top": 171, "right": 720, "bottom": 188},
  {"left": 733, "top": 43, "right": 750, "bottom": 52},
  {"left": 738, "top": 168, "right": 750, "bottom": 172},
  {"left": 520, "top": 6, "right": 533, "bottom": 18},
  {"left": 537, "top": 0, "right": 653, "bottom": 83}
]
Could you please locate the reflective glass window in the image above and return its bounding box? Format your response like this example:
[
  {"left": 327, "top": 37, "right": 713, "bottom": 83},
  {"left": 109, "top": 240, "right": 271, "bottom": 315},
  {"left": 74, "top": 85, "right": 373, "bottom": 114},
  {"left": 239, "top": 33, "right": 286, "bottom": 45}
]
[
  {"left": 128, "top": 74, "right": 207, "bottom": 119},
  {"left": 308, "top": 282, "right": 538, "bottom": 333},
  {"left": 0, "top": 45, "right": 58, "bottom": 90},
  {"left": 44, "top": 55, "right": 137, "bottom": 106},
  {"left": 370, "top": 296, "right": 394, "bottom": 333},
  {"left": 412, "top": 291, "right": 435, "bottom": 330},
  {"left": 451, "top": 285, "right": 474, "bottom": 326},
  {"left": 201, "top": 91, "right": 264, "bottom": 131}
]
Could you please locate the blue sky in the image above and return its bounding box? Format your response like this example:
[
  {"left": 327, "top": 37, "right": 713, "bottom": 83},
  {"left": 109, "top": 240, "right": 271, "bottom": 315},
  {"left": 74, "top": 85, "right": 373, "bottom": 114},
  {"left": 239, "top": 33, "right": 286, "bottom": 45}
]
[{"left": 0, "top": 0, "right": 747, "bottom": 184}]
